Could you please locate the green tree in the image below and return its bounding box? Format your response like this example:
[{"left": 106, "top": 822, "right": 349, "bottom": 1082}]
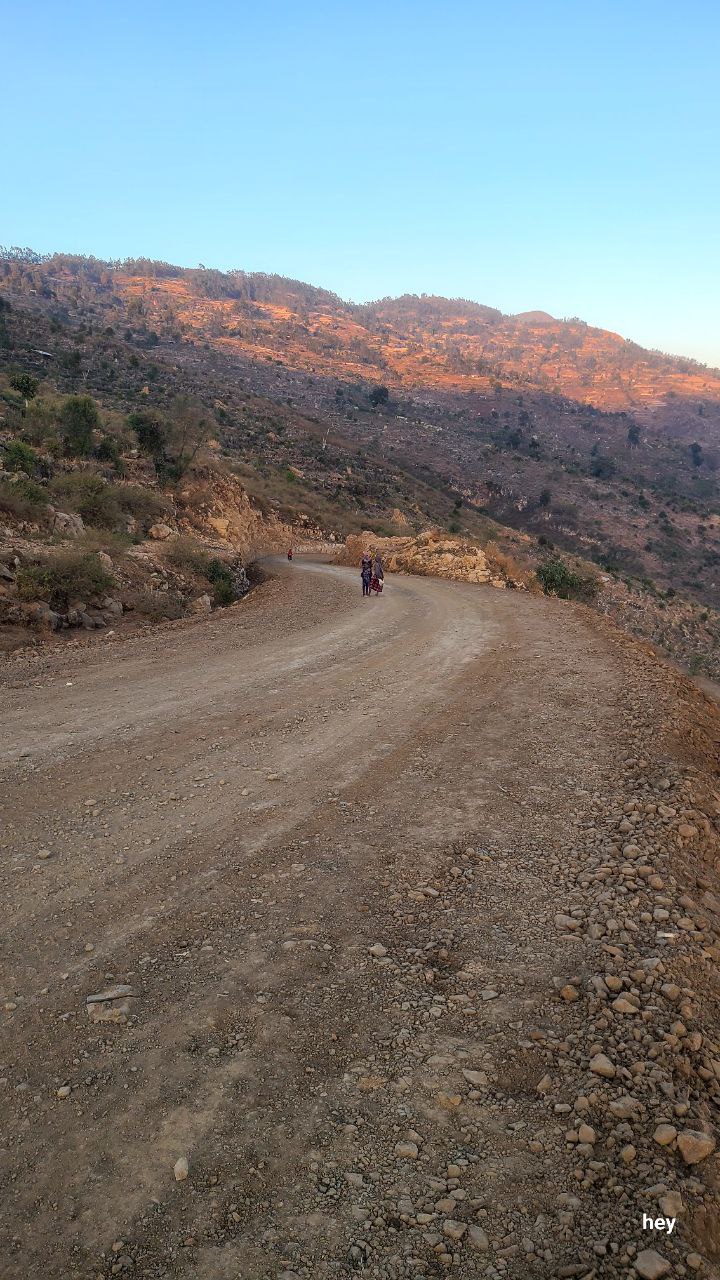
[
  {"left": 128, "top": 410, "right": 167, "bottom": 459},
  {"left": 10, "top": 372, "right": 39, "bottom": 401},
  {"left": 61, "top": 395, "right": 100, "bottom": 456},
  {"left": 690, "top": 441, "right": 704, "bottom": 467},
  {"left": 627, "top": 423, "right": 641, "bottom": 447}
]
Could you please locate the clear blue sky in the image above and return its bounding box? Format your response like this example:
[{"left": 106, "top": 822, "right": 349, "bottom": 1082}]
[{"left": 4, "top": 1, "right": 719, "bottom": 364}]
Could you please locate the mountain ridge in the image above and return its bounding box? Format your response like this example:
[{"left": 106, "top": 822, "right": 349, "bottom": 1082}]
[{"left": 2, "top": 248, "right": 719, "bottom": 396}]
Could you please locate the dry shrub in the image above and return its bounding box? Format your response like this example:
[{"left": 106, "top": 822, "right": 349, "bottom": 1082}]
[
  {"left": 126, "top": 589, "right": 187, "bottom": 620},
  {"left": 165, "top": 535, "right": 210, "bottom": 574},
  {"left": 484, "top": 541, "right": 535, "bottom": 587},
  {"left": 0, "top": 477, "right": 48, "bottom": 520},
  {"left": 15, "top": 550, "right": 115, "bottom": 611}
]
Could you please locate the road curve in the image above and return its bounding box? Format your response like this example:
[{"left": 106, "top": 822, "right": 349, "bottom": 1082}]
[{"left": 2, "top": 560, "right": 707, "bottom": 1279}]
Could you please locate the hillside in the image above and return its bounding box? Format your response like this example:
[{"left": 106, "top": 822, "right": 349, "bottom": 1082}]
[
  {"left": 1, "top": 248, "right": 719, "bottom": 661},
  {"left": 4, "top": 250, "right": 719, "bottom": 415}
]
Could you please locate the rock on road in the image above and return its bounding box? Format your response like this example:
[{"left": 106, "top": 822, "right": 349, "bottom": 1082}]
[{"left": 1, "top": 559, "right": 719, "bottom": 1279}]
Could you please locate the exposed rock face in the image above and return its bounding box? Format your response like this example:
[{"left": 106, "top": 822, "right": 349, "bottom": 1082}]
[
  {"left": 177, "top": 467, "right": 293, "bottom": 561},
  {"left": 339, "top": 529, "right": 529, "bottom": 589}
]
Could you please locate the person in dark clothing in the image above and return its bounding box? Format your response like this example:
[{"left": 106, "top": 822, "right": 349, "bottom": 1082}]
[{"left": 361, "top": 550, "right": 372, "bottom": 596}]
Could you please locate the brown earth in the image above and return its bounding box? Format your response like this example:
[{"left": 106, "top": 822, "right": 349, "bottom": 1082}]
[{"left": 1, "top": 560, "right": 719, "bottom": 1280}]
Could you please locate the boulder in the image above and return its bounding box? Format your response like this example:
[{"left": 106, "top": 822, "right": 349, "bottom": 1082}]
[
  {"left": 32, "top": 604, "right": 61, "bottom": 632},
  {"left": 52, "top": 510, "right": 85, "bottom": 538},
  {"left": 148, "top": 522, "right": 173, "bottom": 540}
]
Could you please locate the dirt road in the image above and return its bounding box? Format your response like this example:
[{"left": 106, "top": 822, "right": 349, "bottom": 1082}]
[{"left": 1, "top": 561, "right": 719, "bottom": 1280}]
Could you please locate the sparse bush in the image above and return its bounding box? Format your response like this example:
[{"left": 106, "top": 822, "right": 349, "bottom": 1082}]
[
  {"left": 128, "top": 589, "right": 186, "bottom": 620},
  {"left": 537, "top": 556, "right": 598, "bottom": 601},
  {"left": 166, "top": 535, "right": 210, "bottom": 574},
  {"left": 2, "top": 438, "right": 38, "bottom": 475},
  {"left": 0, "top": 475, "right": 48, "bottom": 518},
  {"left": 61, "top": 395, "right": 100, "bottom": 456},
  {"left": 128, "top": 410, "right": 166, "bottom": 458},
  {"left": 484, "top": 541, "right": 532, "bottom": 587},
  {"left": 1, "top": 387, "right": 24, "bottom": 411},
  {"left": 95, "top": 434, "right": 122, "bottom": 465},
  {"left": 16, "top": 551, "right": 115, "bottom": 610},
  {"left": 205, "top": 557, "right": 235, "bottom": 605},
  {"left": 49, "top": 472, "right": 121, "bottom": 528},
  {"left": 76, "top": 528, "right": 131, "bottom": 558},
  {"left": 113, "top": 484, "right": 167, "bottom": 527}
]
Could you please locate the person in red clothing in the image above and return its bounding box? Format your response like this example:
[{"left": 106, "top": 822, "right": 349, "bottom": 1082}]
[{"left": 287, "top": 547, "right": 293, "bottom": 561}]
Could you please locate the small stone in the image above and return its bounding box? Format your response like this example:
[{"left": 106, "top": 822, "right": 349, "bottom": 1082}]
[
  {"left": 369, "top": 943, "right": 387, "bottom": 958},
  {"left": 174, "top": 1157, "right": 189, "bottom": 1181},
  {"left": 677, "top": 1129, "right": 715, "bottom": 1164},
  {"left": 659, "top": 1191, "right": 683, "bottom": 1217},
  {"left": 394, "top": 1141, "right": 419, "bottom": 1160},
  {"left": 467, "top": 1225, "right": 489, "bottom": 1251},
  {"left": 589, "top": 1053, "right": 615, "bottom": 1079},
  {"left": 462, "top": 1069, "right": 487, "bottom": 1087},
  {"left": 613, "top": 997, "right": 639, "bottom": 1014},
  {"left": 635, "top": 1249, "right": 671, "bottom": 1279},
  {"left": 56, "top": 1086, "right": 71, "bottom": 1098},
  {"left": 686, "top": 1254, "right": 703, "bottom": 1272},
  {"left": 442, "top": 1220, "right": 467, "bottom": 1242},
  {"left": 577, "top": 1124, "right": 596, "bottom": 1144},
  {"left": 653, "top": 1123, "right": 677, "bottom": 1147},
  {"left": 560, "top": 984, "right": 580, "bottom": 1002},
  {"left": 620, "top": 1144, "right": 636, "bottom": 1163},
  {"left": 609, "top": 1096, "right": 639, "bottom": 1119},
  {"left": 86, "top": 985, "right": 133, "bottom": 1004},
  {"left": 36, "top": 849, "right": 52, "bottom": 860}
]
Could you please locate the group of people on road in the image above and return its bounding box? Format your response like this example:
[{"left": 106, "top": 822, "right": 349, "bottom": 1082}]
[
  {"left": 286, "top": 544, "right": 385, "bottom": 598},
  {"left": 361, "top": 550, "right": 385, "bottom": 597}
]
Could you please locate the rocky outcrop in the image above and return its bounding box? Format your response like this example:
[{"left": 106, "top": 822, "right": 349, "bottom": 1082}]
[
  {"left": 176, "top": 467, "right": 293, "bottom": 560},
  {"left": 50, "top": 510, "right": 85, "bottom": 539},
  {"left": 338, "top": 529, "right": 532, "bottom": 589}
]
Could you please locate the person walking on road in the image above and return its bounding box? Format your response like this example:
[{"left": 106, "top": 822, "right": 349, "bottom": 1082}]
[
  {"left": 361, "top": 550, "right": 373, "bottom": 597},
  {"left": 371, "top": 551, "right": 385, "bottom": 594}
]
